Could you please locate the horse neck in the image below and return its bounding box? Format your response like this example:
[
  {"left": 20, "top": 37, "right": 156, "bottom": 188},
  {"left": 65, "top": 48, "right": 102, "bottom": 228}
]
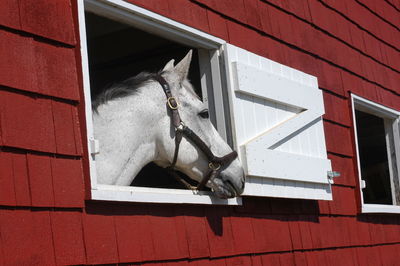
[{"left": 94, "top": 83, "right": 168, "bottom": 185}]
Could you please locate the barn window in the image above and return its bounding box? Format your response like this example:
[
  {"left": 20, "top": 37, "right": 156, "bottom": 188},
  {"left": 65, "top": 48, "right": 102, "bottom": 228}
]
[
  {"left": 77, "top": 0, "right": 334, "bottom": 204},
  {"left": 351, "top": 95, "right": 400, "bottom": 213}
]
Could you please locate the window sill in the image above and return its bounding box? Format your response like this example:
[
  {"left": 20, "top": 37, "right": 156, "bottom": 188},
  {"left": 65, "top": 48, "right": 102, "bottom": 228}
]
[
  {"left": 91, "top": 184, "right": 242, "bottom": 205},
  {"left": 362, "top": 203, "right": 400, "bottom": 214}
]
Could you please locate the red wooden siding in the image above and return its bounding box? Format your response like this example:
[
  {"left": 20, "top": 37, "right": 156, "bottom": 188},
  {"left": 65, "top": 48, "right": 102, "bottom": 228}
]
[{"left": 0, "top": 0, "right": 399, "bottom": 265}]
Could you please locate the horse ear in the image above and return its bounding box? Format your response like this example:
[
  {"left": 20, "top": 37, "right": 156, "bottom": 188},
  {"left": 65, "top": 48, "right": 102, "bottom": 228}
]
[
  {"left": 163, "top": 59, "right": 175, "bottom": 71},
  {"left": 174, "top": 50, "right": 192, "bottom": 82}
]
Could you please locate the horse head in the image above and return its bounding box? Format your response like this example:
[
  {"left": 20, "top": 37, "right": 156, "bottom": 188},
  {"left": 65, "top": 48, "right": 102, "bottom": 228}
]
[
  {"left": 154, "top": 51, "right": 245, "bottom": 198},
  {"left": 93, "top": 51, "right": 244, "bottom": 199}
]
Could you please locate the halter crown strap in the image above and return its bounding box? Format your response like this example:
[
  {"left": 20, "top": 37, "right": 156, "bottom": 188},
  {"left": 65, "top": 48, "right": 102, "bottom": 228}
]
[{"left": 155, "top": 75, "right": 181, "bottom": 128}]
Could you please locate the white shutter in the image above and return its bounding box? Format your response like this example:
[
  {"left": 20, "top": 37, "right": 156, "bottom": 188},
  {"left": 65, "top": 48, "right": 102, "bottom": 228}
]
[{"left": 223, "top": 44, "right": 332, "bottom": 200}]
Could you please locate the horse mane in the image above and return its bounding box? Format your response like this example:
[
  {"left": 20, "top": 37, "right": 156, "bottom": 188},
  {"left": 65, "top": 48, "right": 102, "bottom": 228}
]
[{"left": 92, "top": 71, "right": 163, "bottom": 112}]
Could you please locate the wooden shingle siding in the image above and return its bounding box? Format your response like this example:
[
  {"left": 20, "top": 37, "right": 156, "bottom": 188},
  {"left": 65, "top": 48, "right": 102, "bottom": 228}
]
[
  {"left": 51, "top": 210, "right": 87, "bottom": 265},
  {"left": 0, "top": 0, "right": 399, "bottom": 265}
]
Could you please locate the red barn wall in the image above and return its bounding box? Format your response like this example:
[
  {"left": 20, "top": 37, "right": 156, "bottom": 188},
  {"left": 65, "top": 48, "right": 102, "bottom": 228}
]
[{"left": 0, "top": 0, "right": 399, "bottom": 265}]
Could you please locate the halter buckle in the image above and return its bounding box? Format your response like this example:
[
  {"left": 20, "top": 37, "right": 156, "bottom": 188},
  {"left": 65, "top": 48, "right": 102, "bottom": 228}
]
[
  {"left": 208, "top": 162, "right": 221, "bottom": 170},
  {"left": 176, "top": 122, "right": 185, "bottom": 131},
  {"left": 167, "top": 97, "right": 179, "bottom": 110}
]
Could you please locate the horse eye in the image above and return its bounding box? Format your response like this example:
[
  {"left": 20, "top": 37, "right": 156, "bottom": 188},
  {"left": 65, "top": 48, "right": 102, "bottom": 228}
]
[{"left": 199, "top": 109, "right": 209, "bottom": 119}]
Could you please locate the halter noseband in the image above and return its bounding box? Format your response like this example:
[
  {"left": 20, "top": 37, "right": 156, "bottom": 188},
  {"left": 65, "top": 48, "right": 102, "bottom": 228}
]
[{"left": 155, "top": 75, "right": 238, "bottom": 191}]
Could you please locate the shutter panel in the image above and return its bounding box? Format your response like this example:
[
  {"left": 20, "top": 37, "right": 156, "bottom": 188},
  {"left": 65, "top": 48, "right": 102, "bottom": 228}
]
[{"left": 224, "top": 44, "right": 332, "bottom": 200}]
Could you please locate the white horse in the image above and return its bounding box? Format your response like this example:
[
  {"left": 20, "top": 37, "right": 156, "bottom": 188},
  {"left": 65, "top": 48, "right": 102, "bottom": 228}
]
[{"left": 92, "top": 51, "right": 244, "bottom": 198}]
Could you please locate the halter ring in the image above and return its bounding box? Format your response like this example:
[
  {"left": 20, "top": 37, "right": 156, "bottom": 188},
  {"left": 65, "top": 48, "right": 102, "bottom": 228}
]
[
  {"left": 167, "top": 97, "right": 179, "bottom": 110},
  {"left": 208, "top": 162, "right": 221, "bottom": 170}
]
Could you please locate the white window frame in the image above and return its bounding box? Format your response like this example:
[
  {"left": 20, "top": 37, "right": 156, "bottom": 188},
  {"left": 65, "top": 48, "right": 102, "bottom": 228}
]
[
  {"left": 351, "top": 94, "right": 400, "bottom": 213},
  {"left": 77, "top": 0, "right": 241, "bottom": 205}
]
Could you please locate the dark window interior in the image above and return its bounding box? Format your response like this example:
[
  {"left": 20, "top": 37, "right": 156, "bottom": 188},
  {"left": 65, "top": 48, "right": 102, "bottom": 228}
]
[
  {"left": 355, "top": 110, "right": 393, "bottom": 204},
  {"left": 85, "top": 12, "right": 202, "bottom": 189},
  {"left": 85, "top": 12, "right": 201, "bottom": 98}
]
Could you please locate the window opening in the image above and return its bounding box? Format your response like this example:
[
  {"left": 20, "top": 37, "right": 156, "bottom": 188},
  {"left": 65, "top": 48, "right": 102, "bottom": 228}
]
[
  {"left": 355, "top": 110, "right": 393, "bottom": 204},
  {"left": 352, "top": 94, "right": 400, "bottom": 212},
  {"left": 85, "top": 12, "right": 203, "bottom": 190}
]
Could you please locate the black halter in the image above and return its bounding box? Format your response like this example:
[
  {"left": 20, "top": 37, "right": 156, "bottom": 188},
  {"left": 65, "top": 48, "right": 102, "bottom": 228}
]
[{"left": 155, "top": 75, "right": 238, "bottom": 190}]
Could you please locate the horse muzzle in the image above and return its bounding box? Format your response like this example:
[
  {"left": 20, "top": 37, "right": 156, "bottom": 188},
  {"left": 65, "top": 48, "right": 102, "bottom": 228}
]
[{"left": 209, "top": 170, "right": 245, "bottom": 199}]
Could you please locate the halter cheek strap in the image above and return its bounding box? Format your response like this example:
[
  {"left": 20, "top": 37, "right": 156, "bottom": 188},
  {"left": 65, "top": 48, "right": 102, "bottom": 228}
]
[{"left": 155, "top": 75, "right": 238, "bottom": 191}]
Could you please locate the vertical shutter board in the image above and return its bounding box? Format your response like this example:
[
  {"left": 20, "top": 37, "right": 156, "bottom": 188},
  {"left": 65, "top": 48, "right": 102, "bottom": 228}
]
[
  {"left": 236, "top": 45, "right": 251, "bottom": 65},
  {"left": 247, "top": 49, "right": 262, "bottom": 67},
  {"left": 260, "top": 57, "right": 273, "bottom": 73},
  {"left": 299, "top": 128, "right": 312, "bottom": 155},
  {"left": 232, "top": 94, "right": 246, "bottom": 145},
  {"left": 279, "top": 180, "right": 297, "bottom": 199},
  {"left": 273, "top": 179, "right": 295, "bottom": 199},
  {"left": 253, "top": 96, "right": 268, "bottom": 137},
  {"left": 234, "top": 93, "right": 299, "bottom": 146},
  {"left": 241, "top": 93, "right": 258, "bottom": 142},
  {"left": 316, "top": 119, "right": 328, "bottom": 157},
  {"left": 271, "top": 60, "right": 283, "bottom": 76},
  {"left": 305, "top": 121, "right": 320, "bottom": 157},
  {"left": 244, "top": 176, "right": 266, "bottom": 196},
  {"left": 244, "top": 109, "right": 321, "bottom": 149},
  {"left": 274, "top": 117, "right": 327, "bottom": 158}
]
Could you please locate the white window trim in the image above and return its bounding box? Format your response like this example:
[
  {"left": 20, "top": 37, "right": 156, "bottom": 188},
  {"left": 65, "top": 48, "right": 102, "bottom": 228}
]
[
  {"left": 351, "top": 94, "right": 400, "bottom": 213},
  {"left": 361, "top": 204, "right": 400, "bottom": 214},
  {"left": 77, "top": 0, "right": 243, "bottom": 205}
]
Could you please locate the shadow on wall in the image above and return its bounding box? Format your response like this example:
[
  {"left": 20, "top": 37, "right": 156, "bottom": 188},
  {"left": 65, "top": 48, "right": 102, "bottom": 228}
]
[
  {"left": 357, "top": 214, "right": 400, "bottom": 225},
  {"left": 84, "top": 196, "right": 321, "bottom": 236}
]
